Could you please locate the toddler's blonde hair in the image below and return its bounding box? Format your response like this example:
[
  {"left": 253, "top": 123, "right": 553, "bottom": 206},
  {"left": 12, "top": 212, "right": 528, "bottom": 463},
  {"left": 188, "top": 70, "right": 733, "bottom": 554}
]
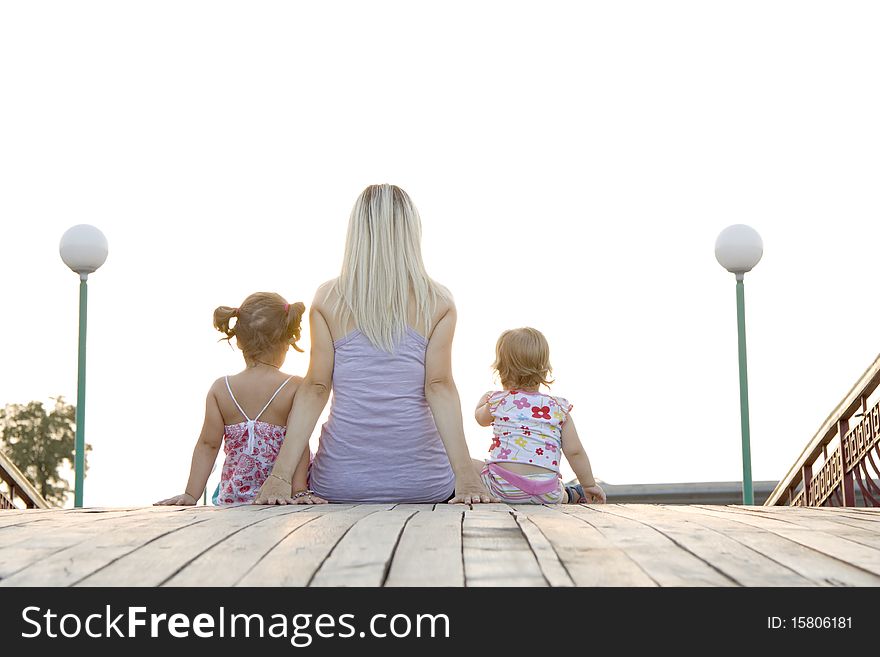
[
  {"left": 214, "top": 292, "right": 306, "bottom": 361},
  {"left": 493, "top": 327, "right": 554, "bottom": 390}
]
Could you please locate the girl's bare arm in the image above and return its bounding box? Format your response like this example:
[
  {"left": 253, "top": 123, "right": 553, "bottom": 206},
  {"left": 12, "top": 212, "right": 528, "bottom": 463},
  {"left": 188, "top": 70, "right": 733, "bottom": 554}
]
[
  {"left": 560, "top": 415, "right": 606, "bottom": 503},
  {"left": 475, "top": 393, "right": 494, "bottom": 427},
  {"left": 155, "top": 386, "right": 224, "bottom": 505}
]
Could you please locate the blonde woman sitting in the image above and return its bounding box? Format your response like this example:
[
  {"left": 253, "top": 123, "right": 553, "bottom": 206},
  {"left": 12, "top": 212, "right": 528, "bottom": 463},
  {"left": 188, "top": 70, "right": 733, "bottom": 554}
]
[{"left": 254, "top": 184, "right": 495, "bottom": 505}]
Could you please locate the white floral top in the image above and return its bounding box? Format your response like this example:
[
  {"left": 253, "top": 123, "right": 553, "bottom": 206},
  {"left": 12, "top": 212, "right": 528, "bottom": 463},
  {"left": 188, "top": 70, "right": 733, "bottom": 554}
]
[{"left": 484, "top": 389, "right": 573, "bottom": 474}]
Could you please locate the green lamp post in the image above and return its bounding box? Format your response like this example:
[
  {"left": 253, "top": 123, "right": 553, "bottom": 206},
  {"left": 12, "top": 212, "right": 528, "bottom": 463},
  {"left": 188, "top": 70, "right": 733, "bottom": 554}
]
[
  {"left": 715, "top": 224, "right": 763, "bottom": 505},
  {"left": 59, "top": 225, "right": 108, "bottom": 508}
]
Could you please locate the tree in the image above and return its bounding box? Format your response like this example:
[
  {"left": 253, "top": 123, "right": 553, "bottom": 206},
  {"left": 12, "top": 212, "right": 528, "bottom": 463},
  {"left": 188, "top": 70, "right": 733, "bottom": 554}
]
[{"left": 0, "top": 397, "right": 90, "bottom": 507}]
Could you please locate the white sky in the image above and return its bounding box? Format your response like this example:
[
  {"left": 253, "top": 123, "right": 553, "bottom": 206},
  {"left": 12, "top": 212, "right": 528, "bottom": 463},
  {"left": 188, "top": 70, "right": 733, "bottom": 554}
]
[{"left": 1, "top": 2, "right": 879, "bottom": 507}]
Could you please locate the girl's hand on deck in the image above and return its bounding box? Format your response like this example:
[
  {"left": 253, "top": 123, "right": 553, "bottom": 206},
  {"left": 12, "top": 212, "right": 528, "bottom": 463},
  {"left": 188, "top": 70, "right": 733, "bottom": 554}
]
[
  {"left": 582, "top": 484, "right": 606, "bottom": 504},
  {"left": 154, "top": 493, "right": 197, "bottom": 506}
]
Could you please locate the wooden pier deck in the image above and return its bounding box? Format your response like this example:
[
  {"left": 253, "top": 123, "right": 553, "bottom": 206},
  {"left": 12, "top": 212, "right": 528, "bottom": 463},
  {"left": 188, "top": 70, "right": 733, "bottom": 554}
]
[{"left": 2, "top": 504, "right": 879, "bottom": 587}]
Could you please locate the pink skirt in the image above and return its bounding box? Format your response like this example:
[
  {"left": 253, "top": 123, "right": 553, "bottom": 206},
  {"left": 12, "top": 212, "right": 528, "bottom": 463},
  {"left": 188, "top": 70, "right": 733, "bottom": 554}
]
[{"left": 480, "top": 463, "right": 563, "bottom": 504}]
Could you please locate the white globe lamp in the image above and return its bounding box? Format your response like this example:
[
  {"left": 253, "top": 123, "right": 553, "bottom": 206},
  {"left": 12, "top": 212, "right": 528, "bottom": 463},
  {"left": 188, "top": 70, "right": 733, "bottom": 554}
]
[
  {"left": 715, "top": 224, "right": 763, "bottom": 280},
  {"left": 59, "top": 224, "right": 108, "bottom": 507},
  {"left": 715, "top": 224, "right": 763, "bottom": 506},
  {"left": 59, "top": 224, "right": 108, "bottom": 280}
]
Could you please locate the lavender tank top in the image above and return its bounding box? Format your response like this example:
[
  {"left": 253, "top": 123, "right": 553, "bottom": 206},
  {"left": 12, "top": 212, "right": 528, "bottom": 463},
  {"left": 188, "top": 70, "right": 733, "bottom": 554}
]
[{"left": 309, "top": 326, "right": 456, "bottom": 503}]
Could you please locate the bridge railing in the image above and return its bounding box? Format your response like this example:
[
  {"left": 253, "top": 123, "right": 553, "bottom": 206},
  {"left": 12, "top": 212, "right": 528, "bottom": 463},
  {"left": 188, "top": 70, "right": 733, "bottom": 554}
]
[
  {"left": 0, "top": 450, "right": 49, "bottom": 509},
  {"left": 766, "top": 354, "right": 880, "bottom": 507}
]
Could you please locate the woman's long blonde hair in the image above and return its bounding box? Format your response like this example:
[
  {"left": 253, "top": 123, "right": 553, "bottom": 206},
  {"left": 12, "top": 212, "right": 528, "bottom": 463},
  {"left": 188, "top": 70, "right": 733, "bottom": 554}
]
[{"left": 333, "top": 184, "right": 446, "bottom": 351}]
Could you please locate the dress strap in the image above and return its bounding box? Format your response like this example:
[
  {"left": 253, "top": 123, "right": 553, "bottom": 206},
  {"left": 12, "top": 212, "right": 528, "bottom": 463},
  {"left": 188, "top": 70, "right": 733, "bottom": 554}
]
[
  {"left": 253, "top": 376, "right": 294, "bottom": 422},
  {"left": 224, "top": 376, "right": 251, "bottom": 421}
]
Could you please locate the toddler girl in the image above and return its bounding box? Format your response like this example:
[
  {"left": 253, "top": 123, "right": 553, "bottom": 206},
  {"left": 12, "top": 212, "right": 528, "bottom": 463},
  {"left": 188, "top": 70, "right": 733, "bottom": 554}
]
[
  {"left": 155, "top": 292, "right": 318, "bottom": 506},
  {"left": 474, "top": 327, "right": 606, "bottom": 504}
]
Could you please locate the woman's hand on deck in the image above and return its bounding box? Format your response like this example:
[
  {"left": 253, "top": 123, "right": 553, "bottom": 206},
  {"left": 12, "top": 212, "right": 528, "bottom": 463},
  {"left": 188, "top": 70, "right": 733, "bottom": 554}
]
[
  {"left": 448, "top": 481, "right": 498, "bottom": 504},
  {"left": 289, "top": 489, "right": 328, "bottom": 505}
]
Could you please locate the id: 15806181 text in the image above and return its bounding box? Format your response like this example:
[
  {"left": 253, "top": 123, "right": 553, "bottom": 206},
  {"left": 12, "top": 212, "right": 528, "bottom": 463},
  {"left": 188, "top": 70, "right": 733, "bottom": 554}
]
[{"left": 768, "top": 617, "right": 852, "bottom": 630}]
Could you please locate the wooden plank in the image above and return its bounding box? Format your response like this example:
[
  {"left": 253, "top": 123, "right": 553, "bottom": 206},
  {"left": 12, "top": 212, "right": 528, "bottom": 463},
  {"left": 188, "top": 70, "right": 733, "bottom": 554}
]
[
  {"left": 511, "top": 511, "right": 574, "bottom": 587},
  {"left": 462, "top": 505, "right": 547, "bottom": 586},
  {"left": 2, "top": 507, "right": 256, "bottom": 584},
  {"left": 737, "top": 505, "right": 880, "bottom": 522},
  {"left": 814, "top": 506, "right": 880, "bottom": 516},
  {"left": 431, "top": 502, "right": 471, "bottom": 515},
  {"left": 661, "top": 505, "right": 880, "bottom": 586},
  {"left": 809, "top": 507, "right": 880, "bottom": 519},
  {"left": 0, "top": 509, "right": 44, "bottom": 522},
  {"left": 464, "top": 503, "right": 514, "bottom": 513},
  {"left": 1, "top": 509, "right": 188, "bottom": 578},
  {"left": 238, "top": 504, "right": 395, "bottom": 586},
  {"left": 74, "top": 505, "right": 298, "bottom": 586},
  {"left": 556, "top": 505, "right": 735, "bottom": 586},
  {"left": 706, "top": 506, "right": 880, "bottom": 551},
  {"left": 389, "top": 503, "right": 433, "bottom": 513},
  {"left": 597, "top": 505, "right": 814, "bottom": 586},
  {"left": 7, "top": 504, "right": 877, "bottom": 588},
  {"left": 1, "top": 509, "right": 210, "bottom": 585},
  {"left": 0, "top": 505, "right": 196, "bottom": 527},
  {"left": 311, "top": 507, "right": 417, "bottom": 586},
  {"left": 765, "top": 505, "right": 880, "bottom": 523},
  {"left": 515, "top": 506, "right": 656, "bottom": 586},
  {"left": 0, "top": 508, "right": 188, "bottom": 551},
  {"left": 162, "top": 506, "right": 351, "bottom": 586},
  {"left": 385, "top": 507, "right": 464, "bottom": 587},
  {"left": 0, "top": 508, "right": 134, "bottom": 530},
  {"left": 0, "top": 507, "right": 211, "bottom": 537},
  {"left": 674, "top": 506, "right": 880, "bottom": 577},
  {"left": 747, "top": 506, "right": 880, "bottom": 533}
]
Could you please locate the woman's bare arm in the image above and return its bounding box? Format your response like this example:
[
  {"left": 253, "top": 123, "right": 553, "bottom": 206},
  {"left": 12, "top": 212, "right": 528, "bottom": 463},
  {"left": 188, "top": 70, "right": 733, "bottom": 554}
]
[
  {"left": 425, "top": 305, "right": 496, "bottom": 504},
  {"left": 253, "top": 302, "right": 334, "bottom": 505}
]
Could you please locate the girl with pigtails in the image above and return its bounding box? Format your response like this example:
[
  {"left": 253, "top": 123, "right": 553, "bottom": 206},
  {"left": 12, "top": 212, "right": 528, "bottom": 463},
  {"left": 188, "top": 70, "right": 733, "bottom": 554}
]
[{"left": 155, "top": 292, "right": 319, "bottom": 506}]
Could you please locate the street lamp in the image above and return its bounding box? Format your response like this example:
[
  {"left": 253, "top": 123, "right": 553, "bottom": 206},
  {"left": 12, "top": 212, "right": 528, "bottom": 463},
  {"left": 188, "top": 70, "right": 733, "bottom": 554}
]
[
  {"left": 59, "top": 225, "right": 108, "bottom": 508},
  {"left": 715, "top": 224, "right": 763, "bottom": 505}
]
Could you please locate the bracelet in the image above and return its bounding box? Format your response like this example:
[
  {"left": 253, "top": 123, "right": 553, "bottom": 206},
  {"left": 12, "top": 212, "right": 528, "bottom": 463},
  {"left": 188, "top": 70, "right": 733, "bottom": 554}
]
[
  {"left": 292, "top": 489, "right": 315, "bottom": 499},
  {"left": 183, "top": 490, "right": 199, "bottom": 501},
  {"left": 269, "top": 473, "right": 292, "bottom": 485}
]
